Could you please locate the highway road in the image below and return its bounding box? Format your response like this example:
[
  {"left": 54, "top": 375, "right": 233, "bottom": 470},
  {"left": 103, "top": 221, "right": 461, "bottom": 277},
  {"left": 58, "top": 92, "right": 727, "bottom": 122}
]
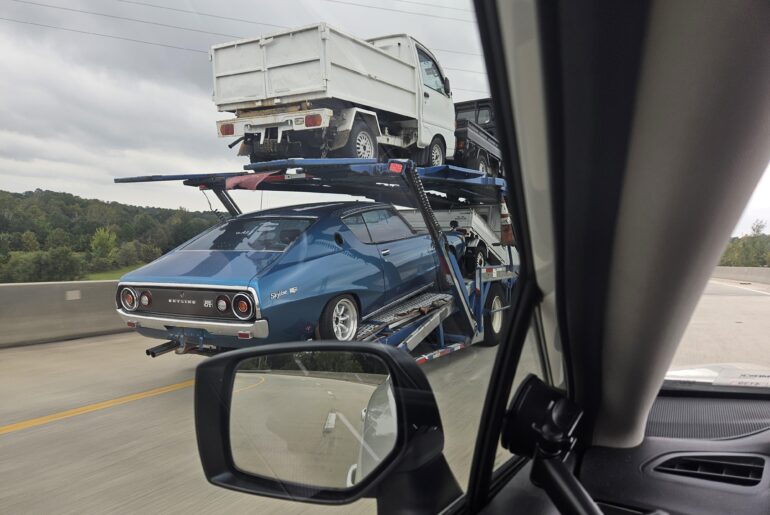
[{"left": 1, "top": 278, "right": 768, "bottom": 514}]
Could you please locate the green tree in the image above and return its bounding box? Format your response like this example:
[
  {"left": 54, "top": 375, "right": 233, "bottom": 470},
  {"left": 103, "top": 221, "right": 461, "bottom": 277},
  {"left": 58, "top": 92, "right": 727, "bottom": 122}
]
[
  {"left": 21, "top": 230, "right": 39, "bottom": 251},
  {"left": 90, "top": 227, "right": 118, "bottom": 261},
  {"left": 45, "top": 227, "right": 71, "bottom": 249},
  {"left": 116, "top": 241, "right": 140, "bottom": 268}
]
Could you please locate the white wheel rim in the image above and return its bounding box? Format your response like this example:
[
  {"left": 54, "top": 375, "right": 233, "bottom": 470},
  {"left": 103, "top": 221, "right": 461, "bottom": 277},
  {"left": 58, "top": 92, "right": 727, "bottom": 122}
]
[
  {"left": 355, "top": 132, "right": 375, "bottom": 158},
  {"left": 491, "top": 295, "right": 503, "bottom": 333},
  {"left": 478, "top": 160, "right": 488, "bottom": 174},
  {"left": 476, "top": 252, "right": 485, "bottom": 267},
  {"left": 332, "top": 298, "right": 358, "bottom": 341},
  {"left": 430, "top": 144, "right": 442, "bottom": 165}
]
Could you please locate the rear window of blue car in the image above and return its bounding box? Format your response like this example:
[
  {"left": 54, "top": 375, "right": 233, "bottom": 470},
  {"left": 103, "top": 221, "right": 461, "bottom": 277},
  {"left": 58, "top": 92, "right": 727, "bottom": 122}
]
[{"left": 184, "top": 217, "right": 313, "bottom": 252}]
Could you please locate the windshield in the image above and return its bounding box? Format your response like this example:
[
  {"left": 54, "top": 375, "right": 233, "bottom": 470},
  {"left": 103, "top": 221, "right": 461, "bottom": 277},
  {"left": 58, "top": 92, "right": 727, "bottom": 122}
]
[
  {"left": 184, "top": 217, "right": 312, "bottom": 252},
  {"left": 667, "top": 165, "right": 770, "bottom": 389}
]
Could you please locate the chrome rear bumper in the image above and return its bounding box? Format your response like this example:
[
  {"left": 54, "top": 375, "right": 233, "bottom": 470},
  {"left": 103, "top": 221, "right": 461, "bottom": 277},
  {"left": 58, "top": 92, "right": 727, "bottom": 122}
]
[{"left": 116, "top": 309, "right": 269, "bottom": 339}]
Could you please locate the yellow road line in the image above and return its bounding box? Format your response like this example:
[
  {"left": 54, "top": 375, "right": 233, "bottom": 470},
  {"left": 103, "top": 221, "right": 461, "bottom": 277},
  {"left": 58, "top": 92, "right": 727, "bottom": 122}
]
[
  {"left": 233, "top": 375, "right": 266, "bottom": 393},
  {"left": 0, "top": 379, "right": 195, "bottom": 436}
]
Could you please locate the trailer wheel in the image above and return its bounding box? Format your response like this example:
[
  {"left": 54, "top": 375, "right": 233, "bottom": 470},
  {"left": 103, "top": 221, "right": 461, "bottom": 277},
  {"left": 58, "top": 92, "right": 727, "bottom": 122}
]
[
  {"left": 467, "top": 153, "right": 490, "bottom": 175},
  {"left": 427, "top": 137, "right": 445, "bottom": 166},
  {"left": 319, "top": 294, "right": 359, "bottom": 341},
  {"left": 466, "top": 243, "right": 487, "bottom": 272},
  {"left": 480, "top": 282, "right": 505, "bottom": 347},
  {"left": 339, "top": 120, "right": 378, "bottom": 160}
]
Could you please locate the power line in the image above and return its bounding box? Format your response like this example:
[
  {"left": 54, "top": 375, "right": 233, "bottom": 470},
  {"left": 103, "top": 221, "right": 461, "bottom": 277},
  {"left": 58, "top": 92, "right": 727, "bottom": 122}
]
[
  {"left": 322, "top": 0, "right": 475, "bottom": 23},
  {"left": 0, "top": 16, "right": 208, "bottom": 53},
  {"left": 433, "top": 47, "right": 483, "bottom": 57},
  {"left": 393, "top": 0, "right": 474, "bottom": 12},
  {"left": 444, "top": 66, "right": 486, "bottom": 75},
  {"left": 116, "top": 0, "right": 290, "bottom": 29},
  {"left": 10, "top": 0, "right": 242, "bottom": 38}
]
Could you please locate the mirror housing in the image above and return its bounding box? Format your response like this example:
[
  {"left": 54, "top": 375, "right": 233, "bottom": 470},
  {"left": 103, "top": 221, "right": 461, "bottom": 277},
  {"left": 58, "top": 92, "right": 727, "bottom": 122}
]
[
  {"left": 443, "top": 76, "right": 452, "bottom": 96},
  {"left": 194, "top": 341, "right": 460, "bottom": 509}
]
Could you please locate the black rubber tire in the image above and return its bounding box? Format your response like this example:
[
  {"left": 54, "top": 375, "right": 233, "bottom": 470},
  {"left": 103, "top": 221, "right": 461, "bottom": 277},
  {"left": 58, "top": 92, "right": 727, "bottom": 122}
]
[
  {"left": 338, "top": 120, "right": 378, "bottom": 160},
  {"left": 480, "top": 282, "right": 505, "bottom": 347},
  {"left": 426, "top": 137, "right": 445, "bottom": 166},
  {"left": 467, "top": 153, "right": 490, "bottom": 175},
  {"left": 465, "top": 243, "right": 487, "bottom": 272},
  {"left": 318, "top": 294, "right": 359, "bottom": 341}
]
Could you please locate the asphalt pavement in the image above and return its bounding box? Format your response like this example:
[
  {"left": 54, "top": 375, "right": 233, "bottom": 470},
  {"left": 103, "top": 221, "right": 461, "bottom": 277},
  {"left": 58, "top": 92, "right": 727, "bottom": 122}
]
[{"left": 0, "top": 278, "right": 767, "bottom": 514}]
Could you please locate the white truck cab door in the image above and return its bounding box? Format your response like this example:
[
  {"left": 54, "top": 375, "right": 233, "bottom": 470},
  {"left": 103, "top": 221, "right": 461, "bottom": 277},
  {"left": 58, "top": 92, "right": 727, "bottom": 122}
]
[{"left": 416, "top": 48, "right": 455, "bottom": 159}]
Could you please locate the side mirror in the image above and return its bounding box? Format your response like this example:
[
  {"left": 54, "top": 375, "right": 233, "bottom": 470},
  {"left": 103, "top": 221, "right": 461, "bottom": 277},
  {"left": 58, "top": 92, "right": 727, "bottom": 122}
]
[
  {"left": 443, "top": 76, "right": 451, "bottom": 96},
  {"left": 194, "top": 341, "right": 461, "bottom": 512}
]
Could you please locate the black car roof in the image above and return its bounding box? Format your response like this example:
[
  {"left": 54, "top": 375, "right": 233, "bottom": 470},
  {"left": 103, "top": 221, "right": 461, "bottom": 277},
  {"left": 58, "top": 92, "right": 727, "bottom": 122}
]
[{"left": 236, "top": 201, "right": 392, "bottom": 220}]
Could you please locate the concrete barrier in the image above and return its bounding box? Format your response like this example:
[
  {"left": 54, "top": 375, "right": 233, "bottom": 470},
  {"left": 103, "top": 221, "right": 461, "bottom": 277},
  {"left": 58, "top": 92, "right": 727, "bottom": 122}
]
[
  {"left": 0, "top": 280, "right": 127, "bottom": 348},
  {"left": 712, "top": 266, "right": 770, "bottom": 285}
]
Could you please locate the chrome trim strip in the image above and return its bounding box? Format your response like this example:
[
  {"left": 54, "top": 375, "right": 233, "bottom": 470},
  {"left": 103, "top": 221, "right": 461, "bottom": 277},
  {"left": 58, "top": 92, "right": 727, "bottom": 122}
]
[
  {"left": 116, "top": 309, "right": 269, "bottom": 339},
  {"left": 361, "top": 283, "right": 433, "bottom": 321},
  {"left": 117, "top": 282, "right": 262, "bottom": 319}
]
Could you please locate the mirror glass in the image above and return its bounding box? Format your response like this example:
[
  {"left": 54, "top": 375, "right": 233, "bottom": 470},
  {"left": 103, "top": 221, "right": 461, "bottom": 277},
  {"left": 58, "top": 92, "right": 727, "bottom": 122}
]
[{"left": 229, "top": 350, "right": 397, "bottom": 489}]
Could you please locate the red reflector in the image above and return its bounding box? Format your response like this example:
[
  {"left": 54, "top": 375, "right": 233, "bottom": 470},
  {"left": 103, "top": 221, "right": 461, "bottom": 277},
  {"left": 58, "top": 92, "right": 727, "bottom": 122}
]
[
  {"left": 388, "top": 162, "right": 404, "bottom": 173},
  {"left": 220, "top": 123, "right": 234, "bottom": 136},
  {"left": 237, "top": 331, "right": 251, "bottom": 340},
  {"left": 127, "top": 321, "right": 136, "bottom": 328},
  {"left": 305, "top": 114, "right": 322, "bottom": 127}
]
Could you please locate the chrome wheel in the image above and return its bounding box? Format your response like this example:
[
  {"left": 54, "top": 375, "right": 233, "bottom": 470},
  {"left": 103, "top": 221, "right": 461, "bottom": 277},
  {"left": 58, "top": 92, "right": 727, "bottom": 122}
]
[
  {"left": 332, "top": 298, "right": 358, "bottom": 341},
  {"left": 478, "top": 160, "right": 488, "bottom": 175},
  {"left": 430, "top": 143, "right": 443, "bottom": 166},
  {"left": 490, "top": 295, "right": 503, "bottom": 333},
  {"left": 355, "top": 131, "right": 375, "bottom": 159},
  {"left": 476, "top": 251, "right": 486, "bottom": 267}
]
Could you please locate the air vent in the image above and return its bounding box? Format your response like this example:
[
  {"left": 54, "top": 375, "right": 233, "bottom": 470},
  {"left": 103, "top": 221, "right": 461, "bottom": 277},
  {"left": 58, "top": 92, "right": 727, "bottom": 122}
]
[{"left": 654, "top": 455, "right": 764, "bottom": 486}]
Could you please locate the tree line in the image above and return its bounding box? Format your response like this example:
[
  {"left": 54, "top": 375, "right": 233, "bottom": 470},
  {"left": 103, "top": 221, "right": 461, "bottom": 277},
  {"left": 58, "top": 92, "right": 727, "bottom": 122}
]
[
  {"left": 719, "top": 220, "right": 770, "bottom": 267},
  {"left": 0, "top": 189, "right": 220, "bottom": 283}
]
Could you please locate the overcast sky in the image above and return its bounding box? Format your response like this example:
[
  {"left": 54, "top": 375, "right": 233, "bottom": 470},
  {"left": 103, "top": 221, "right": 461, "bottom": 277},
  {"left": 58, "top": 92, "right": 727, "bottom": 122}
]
[{"left": 0, "top": 0, "right": 767, "bottom": 235}]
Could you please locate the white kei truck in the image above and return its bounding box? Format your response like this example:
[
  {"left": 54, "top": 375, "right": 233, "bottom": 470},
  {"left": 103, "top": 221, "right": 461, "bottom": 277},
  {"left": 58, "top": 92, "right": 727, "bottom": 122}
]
[{"left": 211, "top": 23, "right": 456, "bottom": 166}]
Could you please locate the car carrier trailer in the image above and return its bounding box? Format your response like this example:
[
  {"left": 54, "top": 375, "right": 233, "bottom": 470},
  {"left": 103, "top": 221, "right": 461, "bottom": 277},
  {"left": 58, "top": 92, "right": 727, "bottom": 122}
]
[{"left": 116, "top": 158, "right": 516, "bottom": 363}]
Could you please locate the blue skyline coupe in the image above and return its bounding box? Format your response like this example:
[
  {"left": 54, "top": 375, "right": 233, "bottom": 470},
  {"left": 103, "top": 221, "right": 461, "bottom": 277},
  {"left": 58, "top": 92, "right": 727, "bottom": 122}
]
[{"left": 116, "top": 201, "right": 463, "bottom": 353}]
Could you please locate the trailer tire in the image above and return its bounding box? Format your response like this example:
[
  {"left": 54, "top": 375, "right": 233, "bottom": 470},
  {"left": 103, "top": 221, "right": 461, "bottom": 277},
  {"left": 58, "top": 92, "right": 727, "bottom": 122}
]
[
  {"left": 339, "top": 120, "right": 379, "bottom": 160},
  {"left": 466, "top": 243, "right": 487, "bottom": 272},
  {"left": 318, "top": 294, "right": 359, "bottom": 341},
  {"left": 467, "top": 153, "right": 490, "bottom": 175},
  {"left": 480, "top": 282, "right": 505, "bottom": 347},
  {"left": 427, "top": 137, "right": 445, "bottom": 166}
]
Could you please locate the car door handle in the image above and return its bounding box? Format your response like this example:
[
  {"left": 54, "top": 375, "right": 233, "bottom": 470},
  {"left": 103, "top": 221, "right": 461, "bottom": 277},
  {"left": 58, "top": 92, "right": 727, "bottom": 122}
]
[
  {"left": 381, "top": 249, "right": 390, "bottom": 256},
  {"left": 423, "top": 92, "right": 429, "bottom": 98}
]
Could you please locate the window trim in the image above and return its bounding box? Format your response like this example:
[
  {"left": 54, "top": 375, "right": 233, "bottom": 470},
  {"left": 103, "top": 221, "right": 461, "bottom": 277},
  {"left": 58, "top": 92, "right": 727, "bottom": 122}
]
[
  {"left": 416, "top": 47, "right": 449, "bottom": 97},
  {"left": 352, "top": 208, "right": 420, "bottom": 245}
]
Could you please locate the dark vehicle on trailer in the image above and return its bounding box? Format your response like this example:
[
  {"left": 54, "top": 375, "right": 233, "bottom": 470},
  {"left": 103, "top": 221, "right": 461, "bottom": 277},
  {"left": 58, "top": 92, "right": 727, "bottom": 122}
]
[{"left": 453, "top": 98, "right": 503, "bottom": 176}]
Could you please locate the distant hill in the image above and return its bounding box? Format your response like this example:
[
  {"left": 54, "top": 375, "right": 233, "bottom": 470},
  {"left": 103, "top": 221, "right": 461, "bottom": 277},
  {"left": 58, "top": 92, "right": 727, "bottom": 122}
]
[{"left": 0, "top": 189, "right": 220, "bottom": 283}]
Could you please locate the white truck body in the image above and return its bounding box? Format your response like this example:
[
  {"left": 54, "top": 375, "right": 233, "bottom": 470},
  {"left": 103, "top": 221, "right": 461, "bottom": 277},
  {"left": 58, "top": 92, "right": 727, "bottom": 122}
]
[{"left": 211, "top": 23, "right": 455, "bottom": 161}]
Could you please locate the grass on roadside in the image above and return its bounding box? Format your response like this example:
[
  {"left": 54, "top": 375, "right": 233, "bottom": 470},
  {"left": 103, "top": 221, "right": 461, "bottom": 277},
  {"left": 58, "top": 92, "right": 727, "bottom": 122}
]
[{"left": 84, "top": 264, "right": 145, "bottom": 281}]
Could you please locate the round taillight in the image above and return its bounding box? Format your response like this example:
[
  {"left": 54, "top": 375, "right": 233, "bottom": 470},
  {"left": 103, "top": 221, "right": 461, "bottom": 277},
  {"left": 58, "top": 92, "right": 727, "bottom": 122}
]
[
  {"left": 120, "top": 287, "right": 138, "bottom": 311},
  {"left": 232, "top": 293, "right": 253, "bottom": 320},
  {"left": 139, "top": 291, "right": 152, "bottom": 308},
  {"left": 216, "top": 295, "right": 230, "bottom": 313}
]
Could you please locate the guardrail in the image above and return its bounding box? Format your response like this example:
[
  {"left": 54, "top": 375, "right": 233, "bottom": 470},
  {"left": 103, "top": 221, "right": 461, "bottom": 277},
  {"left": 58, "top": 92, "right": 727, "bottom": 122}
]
[
  {"left": 1, "top": 267, "right": 768, "bottom": 349},
  {"left": 712, "top": 266, "right": 770, "bottom": 285},
  {"left": 0, "top": 280, "right": 126, "bottom": 348}
]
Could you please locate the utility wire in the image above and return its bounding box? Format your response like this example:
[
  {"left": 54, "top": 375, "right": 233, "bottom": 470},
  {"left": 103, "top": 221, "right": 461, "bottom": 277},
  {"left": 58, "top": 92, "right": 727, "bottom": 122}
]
[
  {"left": 322, "top": 0, "right": 475, "bottom": 23},
  {"left": 118, "top": 0, "right": 482, "bottom": 58},
  {"left": 393, "top": 0, "right": 473, "bottom": 12},
  {"left": 444, "top": 66, "right": 485, "bottom": 75},
  {"left": 10, "top": 0, "right": 242, "bottom": 38},
  {"left": 0, "top": 16, "right": 208, "bottom": 53},
  {"left": 116, "top": 0, "right": 290, "bottom": 29}
]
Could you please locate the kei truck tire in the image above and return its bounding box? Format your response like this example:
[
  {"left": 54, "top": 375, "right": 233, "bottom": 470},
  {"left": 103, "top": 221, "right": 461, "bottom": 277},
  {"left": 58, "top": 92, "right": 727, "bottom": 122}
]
[{"left": 480, "top": 282, "right": 505, "bottom": 347}]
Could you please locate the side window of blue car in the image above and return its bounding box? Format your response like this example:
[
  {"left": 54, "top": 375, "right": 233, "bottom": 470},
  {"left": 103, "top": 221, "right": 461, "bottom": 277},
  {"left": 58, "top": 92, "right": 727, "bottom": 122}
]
[
  {"left": 362, "top": 209, "right": 415, "bottom": 243},
  {"left": 342, "top": 214, "right": 373, "bottom": 243}
]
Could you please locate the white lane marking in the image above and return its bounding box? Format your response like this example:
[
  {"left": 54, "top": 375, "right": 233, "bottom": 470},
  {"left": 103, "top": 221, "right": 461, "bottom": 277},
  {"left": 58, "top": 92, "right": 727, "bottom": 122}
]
[
  {"left": 336, "top": 411, "right": 380, "bottom": 462},
  {"left": 323, "top": 411, "right": 337, "bottom": 433},
  {"left": 710, "top": 279, "right": 770, "bottom": 296}
]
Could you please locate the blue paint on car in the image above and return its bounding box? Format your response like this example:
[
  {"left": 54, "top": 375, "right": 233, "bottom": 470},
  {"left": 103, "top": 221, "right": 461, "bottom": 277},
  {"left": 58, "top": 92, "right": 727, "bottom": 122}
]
[{"left": 118, "top": 201, "right": 459, "bottom": 348}]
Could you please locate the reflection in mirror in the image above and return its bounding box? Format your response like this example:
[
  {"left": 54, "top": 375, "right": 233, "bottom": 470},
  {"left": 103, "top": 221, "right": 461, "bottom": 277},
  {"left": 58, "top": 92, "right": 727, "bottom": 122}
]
[{"left": 229, "top": 351, "right": 397, "bottom": 489}]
